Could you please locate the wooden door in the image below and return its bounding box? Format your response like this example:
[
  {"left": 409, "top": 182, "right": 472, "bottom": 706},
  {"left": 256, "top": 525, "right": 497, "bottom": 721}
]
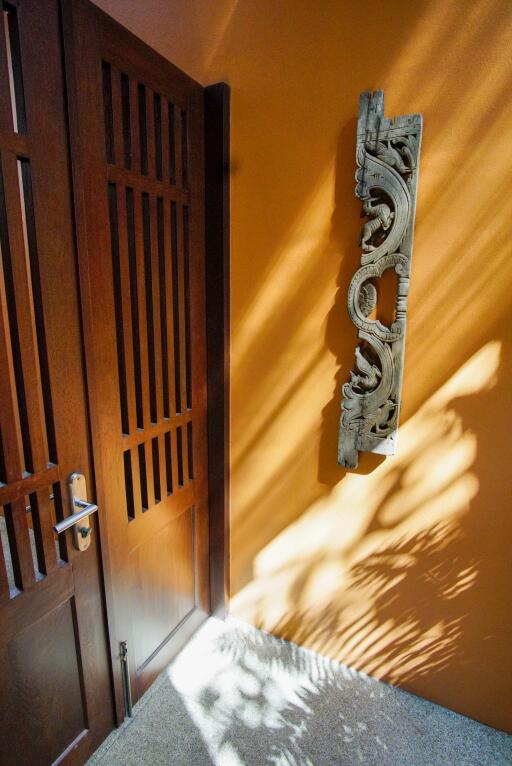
[
  {"left": 62, "top": 0, "right": 210, "bottom": 717},
  {"left": 0, "top": 1, "right": 113, "bottom": 764}
]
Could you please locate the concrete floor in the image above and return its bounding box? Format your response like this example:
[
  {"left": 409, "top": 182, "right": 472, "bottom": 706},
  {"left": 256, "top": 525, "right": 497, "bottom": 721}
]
[{"left": 87, "top": 617, "right": 512, "bottom": 766}]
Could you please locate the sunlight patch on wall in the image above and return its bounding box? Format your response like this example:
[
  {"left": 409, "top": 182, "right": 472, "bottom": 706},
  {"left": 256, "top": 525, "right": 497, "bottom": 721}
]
[
  {"left": 232, "top": 165, "right": 335, "bottom": 376},
  {"left": 232, "top": 352, "right": 332, "bottom": 515},
  {"left": 231, "top": 341, "right": 501, "bottom": 681}
]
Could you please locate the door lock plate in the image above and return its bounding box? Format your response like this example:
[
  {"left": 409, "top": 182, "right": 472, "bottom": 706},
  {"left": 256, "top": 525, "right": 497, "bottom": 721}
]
[{"left": 69, "top": 473, "right": 93, "bottom": 551}]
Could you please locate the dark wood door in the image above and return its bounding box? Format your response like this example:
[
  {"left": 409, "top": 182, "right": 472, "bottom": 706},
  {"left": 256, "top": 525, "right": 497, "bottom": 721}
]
[
  {"left": 62, "top": 0, "right": 210, "bottom": 718},
  {"left": 0, "top": 1, "right": 113, "bottom": 764}
]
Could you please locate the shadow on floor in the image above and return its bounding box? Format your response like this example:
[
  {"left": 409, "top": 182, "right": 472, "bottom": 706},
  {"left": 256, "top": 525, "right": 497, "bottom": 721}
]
[{"left": 88, "top": 618, "right": 512, "bottom": 766}]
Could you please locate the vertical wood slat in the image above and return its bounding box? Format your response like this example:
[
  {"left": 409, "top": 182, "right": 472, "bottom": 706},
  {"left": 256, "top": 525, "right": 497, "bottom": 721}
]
[
  {"left": 146, "top": 87, "right": 156, "bottom": 180},
  {"left": 162, "top": 196, "right": 177, "bottom": 415},
  {"left": 129, "top": 76, "right": 141, "bottom": 176},
  {"left": 160, "top": 96, "right": 169, "bottom": 183},
  {"left": 130, "top": 446, "right": 142, "bottom": 517},
  {"left": 2, "top": 2, "right": 26, "bottom": 135},
  {"left": 120, "top": 72, "right": 131, "bottom": 169},
  {"left": 0, "top": 8, "right": 14, "bottom": 133},
  {"left": 176, "top": 424, "right": 185, "bottom": 488},
  {"left": 183, "top": 205, "right": 192, "bottom": 411},
  {"left": 168, "top": 101, "right": 176, "bottom": 187},
  {"left": 187, "top": 421, "right": 194, "bottom": 481},
  {"left": 34, "top": 488, "right": 58, "bottom": 573},
  {"left": 161, "top": 429, "right": 171, "bottom": 495},
  {"left": 8, "top": 497, "right": 35, "bottom": 588},
  {"left": 0, "top": 187, "right": 29, "bottom": 590},
  {"left": 116, "top": 187, "right": 137, "bottom": 434},
  {"left": 174, "top": 105, "right": 183, "bottom": 191},
  {"left": 181, "top": 418, "right": 190, "bottom": 485},
  {"left": 170, "top": 427, "right": 179, "bottom": 493},
  {"left": 149, "top": 194, "right": 163, "bottom": 423},
  {"left": 153, "top": 93, "right": 162, "bottom": 182},
  {"left": 137, "top": 83, "right": 148, "bottom": 176},
  {"left": 170, "top": 201, "right": 182, "bottom": 415},
  {"left": 101, "top": 61, "right": 114, "bottom": 164},
  {"left": 1, "top": 151, "right": 48, "bottom": 473},
  {"left": 157, "top": 432, "right": 166, "bottom": 501},
  {"left": 0, "top": 195, "right": 24, "bottom": 483},
  {"left": 133, "top": 189, "right": 154, "bottom": 509},
  {"left": 180, "top": 108, "right": 188, "bottom": 190},
  {"left": 142, "top": 440, "right": 154, "bottom": 510},
  {"left": 156, "top": 196, "right": 168, "bottom": 419},
  {"left": 110, "top": 65, "right": 124, "bottom": 168},
  {"left": 133, "top": 188, "right": 150, "bottom": 428},
  {"left": 0, "top": 526, "right": 11, "bottom": 599},
  {"left": 176, "top": 202, "right": 188, "bottom": 421}
]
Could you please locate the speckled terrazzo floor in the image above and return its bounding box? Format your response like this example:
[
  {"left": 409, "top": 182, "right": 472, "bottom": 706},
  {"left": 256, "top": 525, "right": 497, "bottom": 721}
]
[{"left": 87, "top": 617, "right": 512, "bottom": 766}]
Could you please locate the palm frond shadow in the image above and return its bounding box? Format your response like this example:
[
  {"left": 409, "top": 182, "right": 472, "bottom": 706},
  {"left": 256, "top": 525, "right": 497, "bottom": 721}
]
[
  {"left": 195, "top": 625, "right": 423, "bottom": 766},
  {"left": 269, "top": 519, "right": 478, "bottom": 688}
]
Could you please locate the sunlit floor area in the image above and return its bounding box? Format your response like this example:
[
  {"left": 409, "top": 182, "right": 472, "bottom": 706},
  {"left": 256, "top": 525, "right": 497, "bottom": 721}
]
[{"left": 87, "top": 617, "right": 512, "bottom": 766}]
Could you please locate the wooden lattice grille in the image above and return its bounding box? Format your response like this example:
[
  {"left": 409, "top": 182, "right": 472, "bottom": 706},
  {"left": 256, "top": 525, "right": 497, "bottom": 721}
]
[
  {"left": 102, "top": 61, "right": 195, "bottom": 522},
  {"left": 0, "top": 0, "right": 64, "bottom": 598}
]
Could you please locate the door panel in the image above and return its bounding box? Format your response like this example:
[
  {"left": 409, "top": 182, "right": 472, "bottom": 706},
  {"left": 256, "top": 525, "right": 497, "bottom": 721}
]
[
  {"left": 0, "top": 1, "right": 113, "bottom": 764},
  {"left": 131, "top": 507, "right": 196, "bottom": 670},
  {"left": 63, "top": 0, "right": 210, "bottom": 716}
]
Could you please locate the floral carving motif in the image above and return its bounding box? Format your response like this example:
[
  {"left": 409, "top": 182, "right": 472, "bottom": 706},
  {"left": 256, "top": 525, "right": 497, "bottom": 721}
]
[{"left": 338, "top": 91, "right": 422, "bottom": 469}]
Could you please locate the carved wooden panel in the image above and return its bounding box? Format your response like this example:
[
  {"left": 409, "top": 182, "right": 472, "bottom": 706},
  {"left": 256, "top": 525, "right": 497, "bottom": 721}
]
[{"left": 338, "top": 91, "right": 422, "bottom": 469}]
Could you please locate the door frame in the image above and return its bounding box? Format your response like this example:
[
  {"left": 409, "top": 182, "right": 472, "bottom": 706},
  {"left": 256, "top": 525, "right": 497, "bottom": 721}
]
[
  {"left": 61, "top": 0, "right": 230, "bottom": 723},
  {"left": 204, "top": 83, "right": 230, "bottom": 620}
]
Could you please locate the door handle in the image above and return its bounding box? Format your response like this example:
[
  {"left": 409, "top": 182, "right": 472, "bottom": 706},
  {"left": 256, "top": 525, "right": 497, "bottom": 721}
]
[{"left": 53, "top": 473, "right": 98, "bottom": 551}]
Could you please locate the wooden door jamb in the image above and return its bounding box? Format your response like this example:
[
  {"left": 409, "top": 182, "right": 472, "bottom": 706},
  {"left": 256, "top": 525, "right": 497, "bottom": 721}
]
[{"left": 204, "top": 83, "right": 230, "bottom": 618}]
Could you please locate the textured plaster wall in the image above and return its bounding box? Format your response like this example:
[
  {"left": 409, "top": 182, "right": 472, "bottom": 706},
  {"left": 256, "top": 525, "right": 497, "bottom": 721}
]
[{"left": 94, "top": 0, "right": 512, "bottom": 732}]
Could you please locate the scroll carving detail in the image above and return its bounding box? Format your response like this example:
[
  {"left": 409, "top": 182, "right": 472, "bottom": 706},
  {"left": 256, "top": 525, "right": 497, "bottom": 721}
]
[{"left": 338, "top": 91, "right": 422, "bottom": 468}]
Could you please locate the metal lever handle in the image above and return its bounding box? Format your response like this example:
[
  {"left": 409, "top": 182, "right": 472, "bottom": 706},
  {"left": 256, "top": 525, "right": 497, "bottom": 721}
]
[
  {"left": 53, "top": 472, "right": 98, "bottom": 551},
  {"left": 53, "top": 500, "right": 98, "bottom": 534}
]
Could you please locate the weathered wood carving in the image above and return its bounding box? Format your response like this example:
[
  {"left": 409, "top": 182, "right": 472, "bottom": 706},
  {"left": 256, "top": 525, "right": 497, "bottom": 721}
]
[{"left": 338, "top": 91, "right": 422, "bottom": 468}]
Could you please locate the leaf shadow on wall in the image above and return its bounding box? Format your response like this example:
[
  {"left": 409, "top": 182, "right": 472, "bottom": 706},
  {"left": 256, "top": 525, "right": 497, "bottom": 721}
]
[{"left": 265, "top": 329, "right": 511, "bottom": 728}]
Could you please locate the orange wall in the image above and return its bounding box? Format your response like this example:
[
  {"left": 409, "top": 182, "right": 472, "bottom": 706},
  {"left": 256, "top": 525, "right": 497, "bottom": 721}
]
[{"left": 94, "top": 0, "right": 512, "bottom": 732}]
